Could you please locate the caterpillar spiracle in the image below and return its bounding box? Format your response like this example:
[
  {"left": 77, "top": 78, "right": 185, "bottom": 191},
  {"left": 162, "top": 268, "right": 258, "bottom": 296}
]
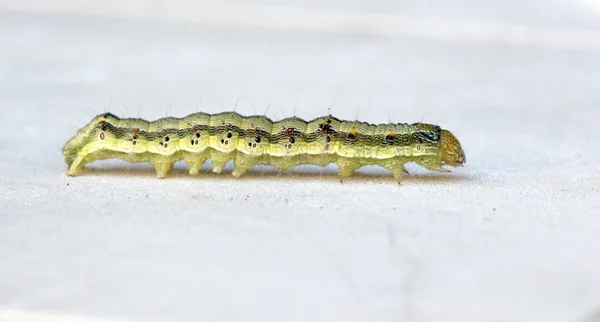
[{"left": 62, "top": 111, "right": 466, "bottom": 183}]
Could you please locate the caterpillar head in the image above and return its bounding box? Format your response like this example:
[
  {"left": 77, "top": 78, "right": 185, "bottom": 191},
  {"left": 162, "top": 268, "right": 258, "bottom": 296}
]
[{"left": 440, "top": 129, "right": 466, "bottom": 167}]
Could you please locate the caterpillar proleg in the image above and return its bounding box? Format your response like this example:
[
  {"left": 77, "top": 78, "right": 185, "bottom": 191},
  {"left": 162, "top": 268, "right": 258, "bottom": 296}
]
[{"left": 62, "top": 111, "right": 466, "bottom": 183}]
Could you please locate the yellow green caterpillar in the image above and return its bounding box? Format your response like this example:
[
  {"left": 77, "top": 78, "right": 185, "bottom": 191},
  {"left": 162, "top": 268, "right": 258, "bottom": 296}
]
[{"left": 62, "top": 111, "right": 466, "bottom": 183}]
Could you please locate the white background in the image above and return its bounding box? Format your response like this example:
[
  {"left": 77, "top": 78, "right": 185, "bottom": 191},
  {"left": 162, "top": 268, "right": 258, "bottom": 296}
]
[{"left": 1, "top": 1, "right": 600, "bottom": 322}]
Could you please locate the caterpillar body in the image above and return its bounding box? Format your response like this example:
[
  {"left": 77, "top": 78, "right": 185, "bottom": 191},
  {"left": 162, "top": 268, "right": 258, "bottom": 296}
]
[{"left": 62, "top": 111, "right": 466, "bottom": 183}]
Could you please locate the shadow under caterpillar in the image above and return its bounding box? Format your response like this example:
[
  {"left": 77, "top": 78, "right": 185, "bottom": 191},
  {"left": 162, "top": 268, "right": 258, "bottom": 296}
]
[{"left": 62, "top": 111, "right": 466, "bottom": 184}]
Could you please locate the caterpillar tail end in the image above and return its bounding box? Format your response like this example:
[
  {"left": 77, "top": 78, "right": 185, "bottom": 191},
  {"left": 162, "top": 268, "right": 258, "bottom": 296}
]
[
  {"left": 63, "top": 140, "right": 79, "bottom": 173},
  {"left": 66, "top": 156, "right": 85, "bottom": 177},
  {"left": 439, "top": 129, "right": 466, "bottom": 168},
  {"left": 62, "top": 114, "right": 105, "bottom": 177}
]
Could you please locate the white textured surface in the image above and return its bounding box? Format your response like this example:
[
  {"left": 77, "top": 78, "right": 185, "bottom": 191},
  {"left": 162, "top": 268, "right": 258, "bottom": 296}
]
[{"left": 1, "top": 3, "right": 600, "bottom": 322}]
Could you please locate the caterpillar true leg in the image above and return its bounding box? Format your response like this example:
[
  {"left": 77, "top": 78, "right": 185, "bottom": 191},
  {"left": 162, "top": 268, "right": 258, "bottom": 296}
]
[
  {"left": 391, "top": 166, "right": 409, "bottom": 185},
  {"left": 416, "top": 158, "right": 452, "bottom": 173},
  {"left": 66, "top": 155, "right": 86, "bottom": 177},
  {"left": 377, "top": 159, "right": 408, "bottom": 185}
]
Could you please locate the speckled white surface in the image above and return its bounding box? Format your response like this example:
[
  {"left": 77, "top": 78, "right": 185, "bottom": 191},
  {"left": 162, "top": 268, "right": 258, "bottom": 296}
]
[{"left": 1, "top": 2, "right": 600, "bottom": 322}]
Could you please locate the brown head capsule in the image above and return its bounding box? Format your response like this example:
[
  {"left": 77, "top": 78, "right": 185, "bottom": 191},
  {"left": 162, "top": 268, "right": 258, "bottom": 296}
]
[{"left": 440, "top": 129, "right": 466, "bottom": 167}]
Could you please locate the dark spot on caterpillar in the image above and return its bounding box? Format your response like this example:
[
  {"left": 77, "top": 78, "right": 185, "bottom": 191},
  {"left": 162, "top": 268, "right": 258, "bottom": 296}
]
[
  {"left": 224, "top": 140, "right": 229, "bottom": 145},
  {"left": 227, "top": 132, "right": 232, "bottom": 138},
  {"left": 164, "top": 143, "right": 168, "bottom": 148},
  {"left": 320, "top": 122, "right": 332, "bottom": 134},
  {"left": 289, "top": 137, "right": 295, "bottom": 144},
  {"left": 385, "top": 135, "right": 394, "bottom": 142},
  {"left": 196, "top": 133, "right": 200, "bottom": 138},
  {"left": 133, "top": 135, "right": 138, "bottom": 140},
  {"left": 101, "top": 124, "right": 107, "bottom": 131},
  {"left": 418, "top": 137, "right": 423, "bottom": 143},
  {"left": 326, "top": 136, "right": 331, "bottom": 143},
  {"left": 347, "top": 131, "right": 357, "bottom": 140},
  {"left": 133, "top": 141, "right": 136, "bottom": 145},
  {"left": 165, "top": 136, "right": 170, "bottom": 142},
  {"left": 191, "top": 139, "right": 195, "bottom": 145},
  {"left": 220, "top": 139, "right": 225, "bottom": 144},
  {"left": 100, "top": 132, "right": 105, "bottom": 140},
  {"left": 327, "top": 119, "right": 331, "bottom": 124},
  {"left": 248, "top": 142, "right": 252, "bottom": 147},
  {"left": 159, "top": 142, "right": 163, "bottom": 146},
  {"left": 252, "top": 143, "right": 257, "bottom": 148},
  {"left": 420, "top": 132, "right": 437, "bottom": 141},
  {"left": 255, "top": 136, "right": 261, "bottom": 143},
  {"left": 194, "top": 140, "right": 198, "bottom": 145},
  {"left": 104, "top": 113, "right": 110, "bottom": 118}
]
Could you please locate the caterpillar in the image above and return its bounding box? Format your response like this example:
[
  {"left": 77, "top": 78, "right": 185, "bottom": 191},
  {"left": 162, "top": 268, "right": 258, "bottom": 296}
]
[{"left": 62, "top": 111, "right": 466, "bottom": 183}]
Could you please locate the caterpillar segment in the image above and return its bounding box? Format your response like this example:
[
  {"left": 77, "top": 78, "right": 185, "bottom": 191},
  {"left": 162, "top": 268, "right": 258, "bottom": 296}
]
[{"left": 62, "top": 112, "right": 466, "bottom": 183}]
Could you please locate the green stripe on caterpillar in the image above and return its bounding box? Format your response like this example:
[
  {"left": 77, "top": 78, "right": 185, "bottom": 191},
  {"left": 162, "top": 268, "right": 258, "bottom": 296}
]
[{"left": 62, "top": 111, "right": 466, "bottom": 183}]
